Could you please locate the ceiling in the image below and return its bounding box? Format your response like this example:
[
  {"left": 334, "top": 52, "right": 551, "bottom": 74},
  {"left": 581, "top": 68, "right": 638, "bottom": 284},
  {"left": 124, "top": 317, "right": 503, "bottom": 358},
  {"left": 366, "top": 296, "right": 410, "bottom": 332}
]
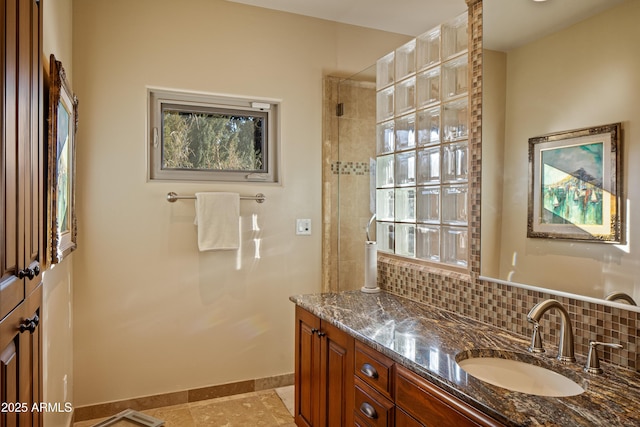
[{"left": 225, "top": 0, "right": 625, "bottom": 51}]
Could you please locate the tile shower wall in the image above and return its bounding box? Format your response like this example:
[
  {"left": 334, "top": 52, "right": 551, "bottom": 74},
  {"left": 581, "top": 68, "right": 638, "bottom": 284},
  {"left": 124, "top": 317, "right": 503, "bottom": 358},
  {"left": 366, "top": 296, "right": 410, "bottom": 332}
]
[
  {"left": 379, "top": 0, "right": 639, "bottom": 372},
  {"left": 332, "top": 161, "right": 370, "bottom": 176},
  {"left": 322, "top": 77, "right": 340, "bottom": 292},
  {"left": 323, "top": 76, "right": 378, "bottom": 293}
]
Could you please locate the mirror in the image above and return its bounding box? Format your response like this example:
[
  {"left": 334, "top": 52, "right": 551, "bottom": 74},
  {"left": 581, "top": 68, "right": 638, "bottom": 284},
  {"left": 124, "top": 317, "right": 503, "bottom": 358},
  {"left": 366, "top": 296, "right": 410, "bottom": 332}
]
[{"left": 481, "top": 0, "right": 639, "bottom": 306}]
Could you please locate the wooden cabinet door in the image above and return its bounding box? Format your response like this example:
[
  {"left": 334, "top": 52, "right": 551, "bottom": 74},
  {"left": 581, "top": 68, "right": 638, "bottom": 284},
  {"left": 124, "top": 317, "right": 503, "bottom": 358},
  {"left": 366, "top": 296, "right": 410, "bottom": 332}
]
[
  {"left": 295, "top": 306, "right": 321, "bottom": 427},
  {"left": 1, "top": 0, "right": 43, "bottom": 425},
  {"left": 0, "top": 285, "right": 42, "bottom": 427},
  {"left": 22, "top": 0, "right": 43, "bottom": 297},
  {"left": 294, "top": 307, "right": 354, "bottom": 427},
  {"left": 1, "top": 0, "right": 26, "bottom": 324},
  {"left": 1, "top": 0, "right": 42, "bottom": 318},
  {"left": 318, "top": 321, "right": 353, "bottom": 427}
]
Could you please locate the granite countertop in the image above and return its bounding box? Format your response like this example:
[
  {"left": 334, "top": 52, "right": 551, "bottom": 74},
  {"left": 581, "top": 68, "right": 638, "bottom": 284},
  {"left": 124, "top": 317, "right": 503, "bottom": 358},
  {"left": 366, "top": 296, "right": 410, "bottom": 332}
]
[{"left": 290, "top": 291, "right": 640, "bottom": 427}]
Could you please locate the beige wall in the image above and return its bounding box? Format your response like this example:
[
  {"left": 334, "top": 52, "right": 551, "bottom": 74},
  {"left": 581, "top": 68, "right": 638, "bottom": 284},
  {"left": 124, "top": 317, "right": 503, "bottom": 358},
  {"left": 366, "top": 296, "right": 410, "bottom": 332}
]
[
  {"left": 71, "top": 0, "right": 408, "bottom": 406},
  {"left": 485, "top": 1, "right": 640, "bottom": 299},
  {"left": 42, "top": 0, "right": 74, "bottom": 425}
]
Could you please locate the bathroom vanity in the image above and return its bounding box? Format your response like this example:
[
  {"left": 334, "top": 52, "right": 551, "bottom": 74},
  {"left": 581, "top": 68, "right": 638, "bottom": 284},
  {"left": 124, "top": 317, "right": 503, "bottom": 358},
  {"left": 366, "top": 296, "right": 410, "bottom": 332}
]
[{"left": 291, "top": 291, "right": 640, "bottom": 426}]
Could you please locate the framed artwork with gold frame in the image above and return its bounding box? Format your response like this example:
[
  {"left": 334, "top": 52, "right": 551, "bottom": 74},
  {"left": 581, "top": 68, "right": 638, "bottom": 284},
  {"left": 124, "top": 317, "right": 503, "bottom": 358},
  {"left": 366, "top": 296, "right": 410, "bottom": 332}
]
[
  {"left": 48, "top": 54, "right": 78, "bottom": 264},
  {"left": 527, "top": 123, "right": 622, "bottom": 243}
]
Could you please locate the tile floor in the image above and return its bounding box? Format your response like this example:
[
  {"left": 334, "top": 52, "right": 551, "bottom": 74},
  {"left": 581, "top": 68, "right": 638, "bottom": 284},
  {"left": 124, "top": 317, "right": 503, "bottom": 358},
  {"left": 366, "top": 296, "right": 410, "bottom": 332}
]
[{"left": 73, "top": 386, "right": 295, "bottom": 427}]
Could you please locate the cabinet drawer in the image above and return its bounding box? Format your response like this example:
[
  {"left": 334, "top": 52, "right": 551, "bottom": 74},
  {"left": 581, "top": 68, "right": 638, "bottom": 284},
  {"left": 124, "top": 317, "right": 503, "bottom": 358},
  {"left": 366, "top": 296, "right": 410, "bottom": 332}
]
[
  {"left": 354, "top": 377, "right": 394, "bottom": 427},
  {"left": 355, "top": 341, "right": 394, "bottom": 399},
  {"left": 354, "top": 413, "right": 374, "bottom": 427},
  {"left": 395, "top": 365, "right": 504, "bottom": 427},
  {"left": 395, "top": 408, "right": 423, "bottom": 427}
]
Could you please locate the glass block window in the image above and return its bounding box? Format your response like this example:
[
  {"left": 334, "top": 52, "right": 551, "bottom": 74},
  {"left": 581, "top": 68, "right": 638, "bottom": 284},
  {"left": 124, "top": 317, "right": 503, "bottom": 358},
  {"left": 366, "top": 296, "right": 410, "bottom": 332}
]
[{"left": 375, "top": 11, "right": 469, "bottom": 268}]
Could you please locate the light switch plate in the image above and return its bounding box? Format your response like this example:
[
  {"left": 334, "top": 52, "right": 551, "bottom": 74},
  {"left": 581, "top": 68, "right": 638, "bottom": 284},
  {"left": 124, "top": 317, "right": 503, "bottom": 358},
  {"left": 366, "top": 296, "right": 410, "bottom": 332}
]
[{"left": 296, "top": 219, "right": 311, "bottom": 235}]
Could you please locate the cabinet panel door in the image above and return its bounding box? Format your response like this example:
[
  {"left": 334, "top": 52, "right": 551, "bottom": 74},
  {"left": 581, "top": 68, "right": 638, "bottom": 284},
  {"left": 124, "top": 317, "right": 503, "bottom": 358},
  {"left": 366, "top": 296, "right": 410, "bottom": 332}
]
[
  {"left": 23, "top": 0, "right": 43, "bottom": 295},
  {"left": 294, "top": 307, "right": 354, "bottom": 427},
  {"left": 1, "top": 0, "right": 42, "bottom": 320},
  {"left": 0, "top": 339, "right": 19, "bottom": 427},
  {"left": 1, "top": 0, "right": 26, "bottom": 323},
  {"left": 319, "top": 321, "right": 353, "bottom": 427},
  {"left": 0, "top": 286, "right": 41, "bottom": 427},
  {"left": 295, "top": 306, "right": 321, "bottom": 427},
  {"left": 0, "top": 0, "right": 42, "bottom": 424}
]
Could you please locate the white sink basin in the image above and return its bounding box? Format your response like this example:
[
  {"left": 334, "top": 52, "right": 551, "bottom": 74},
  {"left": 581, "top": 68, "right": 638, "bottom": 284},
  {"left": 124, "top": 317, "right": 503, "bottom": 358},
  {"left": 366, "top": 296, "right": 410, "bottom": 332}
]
[{"left": 457, "top": 356, "right": 584, "bottom": 397}]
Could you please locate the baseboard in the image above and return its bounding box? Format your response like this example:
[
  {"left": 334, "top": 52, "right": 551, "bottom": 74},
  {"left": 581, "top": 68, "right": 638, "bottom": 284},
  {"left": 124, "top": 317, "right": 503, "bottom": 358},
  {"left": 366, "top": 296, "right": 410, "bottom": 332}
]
[{"left": 73, "top": 373, "right": 294, "bottom": 422}]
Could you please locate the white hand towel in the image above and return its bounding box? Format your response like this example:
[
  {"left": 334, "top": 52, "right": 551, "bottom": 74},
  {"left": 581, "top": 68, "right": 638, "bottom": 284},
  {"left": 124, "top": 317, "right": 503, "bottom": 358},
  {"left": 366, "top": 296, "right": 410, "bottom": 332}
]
[{"left": 194, "top": 192, "right": 240, "bottom": 251}]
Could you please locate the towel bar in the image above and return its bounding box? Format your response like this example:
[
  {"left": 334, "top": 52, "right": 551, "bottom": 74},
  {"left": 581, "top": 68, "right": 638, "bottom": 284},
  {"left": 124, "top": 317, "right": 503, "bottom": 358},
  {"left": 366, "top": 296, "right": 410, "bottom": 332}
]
[{"left": 166, "top": 192, "right": 266, "bottom": 203}]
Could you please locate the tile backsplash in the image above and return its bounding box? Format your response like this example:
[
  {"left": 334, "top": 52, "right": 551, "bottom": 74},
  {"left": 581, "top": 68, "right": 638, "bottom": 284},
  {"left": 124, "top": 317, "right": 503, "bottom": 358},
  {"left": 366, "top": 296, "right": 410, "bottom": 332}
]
[
  {"left": 378, "top": 254, "right": 639, "bottom": 371},
  {"left": 331, "top": 161, "right": 370, "bottom": 176}
]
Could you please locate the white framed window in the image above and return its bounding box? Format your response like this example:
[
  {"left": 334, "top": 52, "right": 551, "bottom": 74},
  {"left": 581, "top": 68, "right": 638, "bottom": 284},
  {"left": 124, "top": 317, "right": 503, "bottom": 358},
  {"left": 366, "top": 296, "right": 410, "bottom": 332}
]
[{"left": 148, "top": 88, "right": 279, "bottom": 183}]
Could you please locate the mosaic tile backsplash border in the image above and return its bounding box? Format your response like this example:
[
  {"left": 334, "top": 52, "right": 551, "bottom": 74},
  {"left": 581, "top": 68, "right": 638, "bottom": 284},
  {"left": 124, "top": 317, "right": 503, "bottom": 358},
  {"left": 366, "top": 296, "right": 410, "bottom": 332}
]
[
  {"left": 331, "top": 160, "right": 371, "bottom": 175},
  {"left": 378, "top": 254, "right": 639, "bottom": 371}
]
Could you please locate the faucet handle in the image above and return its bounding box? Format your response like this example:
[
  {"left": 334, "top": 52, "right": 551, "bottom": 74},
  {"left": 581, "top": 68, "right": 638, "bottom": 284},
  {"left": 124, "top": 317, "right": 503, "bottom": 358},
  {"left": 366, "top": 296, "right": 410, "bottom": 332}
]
[
  {"left": 584, "top": 341, "right": 623, "bottom": 374},
  {"left": 527, "top": 320, "right": 545, "bottom": 354}
]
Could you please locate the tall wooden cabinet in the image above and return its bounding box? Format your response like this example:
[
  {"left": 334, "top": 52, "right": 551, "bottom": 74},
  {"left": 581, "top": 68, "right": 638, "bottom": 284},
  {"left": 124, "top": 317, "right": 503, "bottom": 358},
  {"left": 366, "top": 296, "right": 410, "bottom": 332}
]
[
  {"left": 1, "top": 0, "right": 44, "bottom": 425},
  {"left": 294, "top": 306, "right": 354, "bottom": 427}
]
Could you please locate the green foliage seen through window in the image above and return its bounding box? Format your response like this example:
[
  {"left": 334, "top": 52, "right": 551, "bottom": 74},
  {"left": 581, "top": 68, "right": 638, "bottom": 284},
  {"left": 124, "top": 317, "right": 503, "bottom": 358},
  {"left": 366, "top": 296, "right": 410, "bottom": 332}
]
[{"left": 162, "top": 109, "right": 264, "bottom": 172}]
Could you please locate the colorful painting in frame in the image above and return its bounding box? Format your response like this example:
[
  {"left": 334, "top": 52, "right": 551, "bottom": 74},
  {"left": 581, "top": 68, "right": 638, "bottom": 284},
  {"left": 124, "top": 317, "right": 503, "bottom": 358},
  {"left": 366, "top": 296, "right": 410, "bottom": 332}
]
[
  {"left": 527, "top": 123, "right": 622, "bottom": 243},
  {"left": 48, "top": 55, "right": 78, "bottom": 264}
]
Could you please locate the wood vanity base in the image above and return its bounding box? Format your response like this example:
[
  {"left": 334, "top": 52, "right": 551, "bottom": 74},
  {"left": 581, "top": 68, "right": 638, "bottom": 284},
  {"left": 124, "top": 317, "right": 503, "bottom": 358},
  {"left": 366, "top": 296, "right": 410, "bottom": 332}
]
[{"left": 294, "top": 306, "right": 505, "bottom": 427}]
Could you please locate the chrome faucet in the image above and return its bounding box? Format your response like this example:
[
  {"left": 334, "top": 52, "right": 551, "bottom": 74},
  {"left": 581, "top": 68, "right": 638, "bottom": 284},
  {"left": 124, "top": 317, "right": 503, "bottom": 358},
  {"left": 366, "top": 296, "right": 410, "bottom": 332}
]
[{"left": 527, "top": 299, "right": 576, "bottom": 362}]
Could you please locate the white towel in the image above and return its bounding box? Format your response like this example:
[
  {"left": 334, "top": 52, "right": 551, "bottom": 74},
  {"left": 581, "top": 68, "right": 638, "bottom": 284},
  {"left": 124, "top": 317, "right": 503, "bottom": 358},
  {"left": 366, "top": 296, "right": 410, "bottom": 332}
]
[{"left": 194, "top": 192, "right": 240, "bottom": 251}]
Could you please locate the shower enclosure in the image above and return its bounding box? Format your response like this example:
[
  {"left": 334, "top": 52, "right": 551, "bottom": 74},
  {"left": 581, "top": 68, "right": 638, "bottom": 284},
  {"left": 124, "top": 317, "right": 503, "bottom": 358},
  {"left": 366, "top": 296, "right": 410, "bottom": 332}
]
[{"left": 322, "top": 65, "right": 377, "bottom": 292}]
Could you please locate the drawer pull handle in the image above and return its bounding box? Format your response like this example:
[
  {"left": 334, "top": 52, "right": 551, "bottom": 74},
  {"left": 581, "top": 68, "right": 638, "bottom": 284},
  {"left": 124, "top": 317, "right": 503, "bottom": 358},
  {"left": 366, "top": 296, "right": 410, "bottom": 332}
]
[
  {"left": 360, "top": 363, "right": 379, "bottom": 379},
  {"left": 359, "top": 402, "right": 378, "bottom": 420}
]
